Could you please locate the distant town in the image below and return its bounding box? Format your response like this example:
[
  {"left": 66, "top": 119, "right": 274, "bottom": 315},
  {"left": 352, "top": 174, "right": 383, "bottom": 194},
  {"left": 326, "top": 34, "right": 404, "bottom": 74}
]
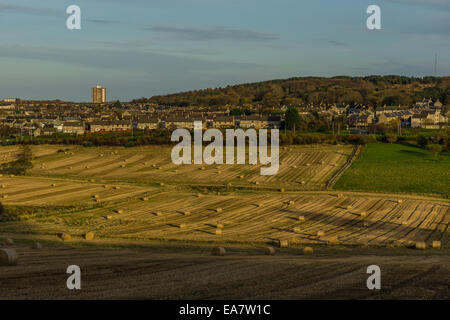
[{"left": 0, "top": 82, "right": 448, "bottom": 139}]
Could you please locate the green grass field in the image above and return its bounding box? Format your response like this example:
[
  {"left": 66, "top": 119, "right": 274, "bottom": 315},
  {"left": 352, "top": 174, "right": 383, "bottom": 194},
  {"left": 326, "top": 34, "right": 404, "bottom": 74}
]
[{"left": 334, "top": 143, "right": 450, "bottom": 197}]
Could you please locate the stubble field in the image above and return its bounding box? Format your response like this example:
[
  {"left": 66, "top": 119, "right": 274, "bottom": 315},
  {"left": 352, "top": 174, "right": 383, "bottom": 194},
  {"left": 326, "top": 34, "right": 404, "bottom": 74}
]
[{"left": 0, "top": 143, "right": 448, "bottom": 299}]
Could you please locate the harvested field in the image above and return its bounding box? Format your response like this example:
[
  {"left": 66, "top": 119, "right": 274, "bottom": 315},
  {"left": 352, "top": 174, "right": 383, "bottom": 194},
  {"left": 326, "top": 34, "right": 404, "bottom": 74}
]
[
  {"left": 0, "top": 243, "right": 448, "bottom": 299},
  {"left": 0, "top": 144, "right": 448, "bottom": 300},
  {"left": 28, "top": 145, "right": 353, "bottom": 190},
  {"left": 0, "top": 176, "right": 156, "bottom": 206},
  {"left": 2, "top": 191, "right": 448, "bottom": 248}
]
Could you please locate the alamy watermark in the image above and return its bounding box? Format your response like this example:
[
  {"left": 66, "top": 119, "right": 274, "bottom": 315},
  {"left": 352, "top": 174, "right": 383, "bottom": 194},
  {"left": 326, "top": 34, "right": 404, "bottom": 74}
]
[
  {"left": 171, "top": 121, "right": 279, "bottom": 176},
  {"left": 366, "top": 5, "right": 381, "bottom": 30},
  {"left": 366, "top": 265, "right": 381, "bottom": 290},
  {"left": 66, "top": 5, "right": 81, "bottom": 30},
  {"left": 66, "top": 265, "right": 81, "bottom": 290}
]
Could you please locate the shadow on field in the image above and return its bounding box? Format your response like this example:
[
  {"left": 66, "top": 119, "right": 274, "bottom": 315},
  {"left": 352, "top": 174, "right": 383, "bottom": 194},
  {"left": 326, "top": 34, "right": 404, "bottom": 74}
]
[{"left": 275, "top": 205, "right": 448, "bottom": 245}]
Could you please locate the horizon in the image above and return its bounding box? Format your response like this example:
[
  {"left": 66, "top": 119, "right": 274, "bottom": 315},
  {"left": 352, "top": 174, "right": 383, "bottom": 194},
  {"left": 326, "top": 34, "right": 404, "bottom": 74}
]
[
  {"left": 1, "top": 0, "right": 449, "bottom": 101},
  {"left": 3, "top": 74, "right": 449, "bottom": 103}
]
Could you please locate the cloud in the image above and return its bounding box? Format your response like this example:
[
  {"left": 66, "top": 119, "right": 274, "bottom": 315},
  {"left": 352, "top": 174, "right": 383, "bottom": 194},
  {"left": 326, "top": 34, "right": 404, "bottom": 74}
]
[
  {"left": 86, "top": 19, "right": 121, "bottom": 25},
  {"left": 0, "top": 44, "right": 270, "bottom": 73},
  {"left": 0, "top": 2, "right": 120, "bottom": 24},
  {"left": 386, "top": 0, "right": 450, "bottom": 8},
  {"left": 0, "top": 3, "right": 61, "bottom": 16},
  {"left": 326, "top": 40, "right": 348, "bottom": 47},
  {"left": 145, "top": 25, "right": 278, "bottom": 42}
]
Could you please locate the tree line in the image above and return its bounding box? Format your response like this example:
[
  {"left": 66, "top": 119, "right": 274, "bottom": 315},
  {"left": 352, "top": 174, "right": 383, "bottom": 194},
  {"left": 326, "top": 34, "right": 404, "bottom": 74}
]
[{"left": 139, "top": 76, "right": 450, "bottom": 108}]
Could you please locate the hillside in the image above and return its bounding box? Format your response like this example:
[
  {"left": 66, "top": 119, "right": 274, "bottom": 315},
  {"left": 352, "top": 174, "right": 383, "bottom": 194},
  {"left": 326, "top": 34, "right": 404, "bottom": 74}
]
[{"left": 140, "top": 76, "right": 450, "bottom": 108}]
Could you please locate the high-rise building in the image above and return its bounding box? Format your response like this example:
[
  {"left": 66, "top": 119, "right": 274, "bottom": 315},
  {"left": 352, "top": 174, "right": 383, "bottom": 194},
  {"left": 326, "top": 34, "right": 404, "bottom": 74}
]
[{"left": 92, "top": 85, "right": 106, "bottom": 103}]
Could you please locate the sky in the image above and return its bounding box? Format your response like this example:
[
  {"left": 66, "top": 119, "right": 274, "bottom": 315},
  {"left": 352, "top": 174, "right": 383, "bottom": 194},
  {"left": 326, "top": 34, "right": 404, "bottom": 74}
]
[{"left": 0, "top": 0, "right": 449, "bottom": 101}]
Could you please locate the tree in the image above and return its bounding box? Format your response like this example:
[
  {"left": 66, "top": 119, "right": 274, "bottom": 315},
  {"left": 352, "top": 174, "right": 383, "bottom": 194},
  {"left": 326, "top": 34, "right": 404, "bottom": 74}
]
[
  {"left": 385, "top": 133, "right": 397, "bottom": 144},
  {"left": 426, "top": 144, "right": 442, "bottom": 159},
  {"left": 113, "top": 100, "right": 122, "bottom": 109},
  {"left": 417, "top": 135, "right": 428, "bottom": 148},
  {"left": 285, "top": 107, "right": 301, "bottom": 131}
]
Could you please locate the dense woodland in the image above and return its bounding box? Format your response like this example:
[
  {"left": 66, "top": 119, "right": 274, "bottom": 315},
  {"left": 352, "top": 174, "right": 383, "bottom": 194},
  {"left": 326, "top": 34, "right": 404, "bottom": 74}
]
[{"left": 137, "top": 76, "right": 450, "bottom": 108}]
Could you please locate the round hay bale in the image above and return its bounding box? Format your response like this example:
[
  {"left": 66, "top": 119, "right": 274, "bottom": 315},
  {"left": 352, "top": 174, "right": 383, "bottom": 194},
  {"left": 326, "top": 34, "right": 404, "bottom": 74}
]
[
  {"left": 115, "top": 209, "right": 123, "bottom": 214},
  {"left": 432, "top": 241, "right": 441, "bottom": 249},
  {"left": 293, "top": 226, "right": 301, "bottom": 233},
  {"left": 215, "top": 229, "right": 222, "bottom": 235},
  {"left": 59, "top": 233, "right": 71, "bottom": 241},
  {"left": 182, "top": 211, "right": 190, "bottom": 216},
  {"left": 302, "top": 247, "right": 314, "bottom": 255},
  {"left": 50, "top": 183, "right": 56, "bottom": 187},
  {"left": 2, "top": 195, "right": 8, "bottom": 199},
  {"left": 160, "top": 183, "right": 165, "bottom": 187},
  {"left": 0, "top": 184, "right": 5, "bottom": 188},
  {"left": 216, "top": 223, "right": 224, "bottom": 229},
  {"left": 4, "top": 238, "right": 13, "bottom": 245},
  {"left": 105, "top": 215, "right": 113, "bottom": 220},
  {"left": 215, "top": 208, "right": 223, "bottom": 213},
  {"left": 211, "top": 246, "right": 226, "bottom": 256},
  {"left": 238, "top": 175, "right": 244, "bottom": 179},
  {"left": 401, "top": 221, "right": 408, "bottom": 226},
  {"left": 289, "top": 236, "right": 300, "bottom": 244},
  {"left": 306, "top": 163, "right": 311, "bottom": 167},
  {"left": 93, "top": 195, "right": 100, "bottom": 199},
  {"left": 397, "top": 199, "right": 403, "bottom": 204},
  {"left": 415, "top": 241, "right": 426, "bottom": 250},
  {"left": 300, "top": 181, "right": 306, "bottom": 185},
  {"left": 288, "top": 200, "right": 295, "bottom": 206},
  {"left": 83, "top": 232, "right": 94, "bottom": 240},
  {"left": 154, "top": 212, "right": 162, "bottom": 217},
  {"left": 337, "top": 193, "right": 343, "bottom": 198},
  {"left": 298, "top": 216, "right": 306, "bottom": 222},
  {"left": 278, "top": 240, "right": 289, "bottom": 248},
  {"left": 32, "top": 242, "right": 42, "bottom": 250},
  {"left": 141, "top": 197, "right": 149, "bottom": 201},
  {"left": 179, "top": 223, "right": 186, "bottom": 229},
  {"left": 264, "top": 246, "right": 276, "bottom": 255},
  {"left": 196, "top": 193, "right": 202, "bottom": 198},
  {"left": 346, "top": 205, "right": 352, "bottom": 210},
  {"left": 0, "top": 248, "right": 18, "bottom": 266},
  {"left": 255, "top": 203, "right": 263, "bottom": 208},
  {"left": 359, "top": 211, "right": 367, "bottom": 217},
  {"left": 328, "top": 236, "right": 339, "bottom": 245},
  {"left": 317, "top": 230, "right": 325, "bottom": 237},
  {"left": 254, "top": 181, "right": 259, "bottom": 185},
  {"left": 279, "top": 188, "right": 285, "bottom": 193},
  {"left": 85, "top": 166, "right": 90, "bottom": 169},
  {"left": 113, "top": 186, "right": 121, "bottom": 190},
  {"left": 120, "top": 164, "right": 126, "bottom": 168}
]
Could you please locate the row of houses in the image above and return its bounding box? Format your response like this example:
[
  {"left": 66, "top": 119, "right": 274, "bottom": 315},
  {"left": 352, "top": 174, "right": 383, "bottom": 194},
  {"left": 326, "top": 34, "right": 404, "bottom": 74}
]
[
  {"left": 348, "top": 107, "right": 448, "bottom": 129},
  {"left": 88, "top": 115, "right": 281, "bottom": 132},
  {"left": 5, "top": 115, "right": 282, "bottom": 136}
]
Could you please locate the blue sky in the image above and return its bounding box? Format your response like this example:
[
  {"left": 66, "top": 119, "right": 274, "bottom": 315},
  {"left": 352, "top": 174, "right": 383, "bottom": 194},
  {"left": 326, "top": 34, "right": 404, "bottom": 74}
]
[{"left": 0, "top": 0, "right": 449, "bottom": 101}]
